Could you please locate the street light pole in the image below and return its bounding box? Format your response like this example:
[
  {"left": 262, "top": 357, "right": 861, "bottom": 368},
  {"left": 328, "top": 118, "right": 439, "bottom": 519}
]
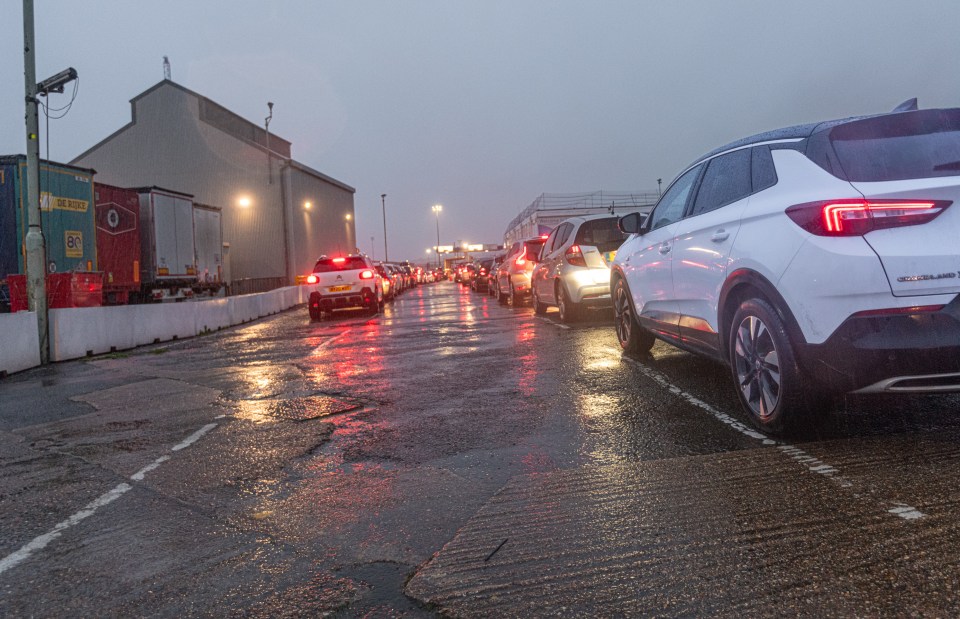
[
  {"left": 432, "top": 204, "right": 442, "bottom": 269},
  {"left": 381, "top": 193, "right": 388, "bottom": 262},
  {"left": 22, "top": 0, "right": 48, "bottom": 364}
]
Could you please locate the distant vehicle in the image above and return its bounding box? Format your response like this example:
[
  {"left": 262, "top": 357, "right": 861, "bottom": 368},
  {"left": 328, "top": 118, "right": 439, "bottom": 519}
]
[
  {"left": 471, "top": 259, "right": 495, "bottom": 292},
  {"left": 374, "top": 263, "right": 394, "bottom": 301},
  {"left": 306, "top": 254, "right": 383, "bottom": 321},
  {"left": 531, "top": 214, "right": 629, "bottom": 322},
  {"left": 612, "top": 105, "right": 960, "bottom": 434},
  {"left": 460, "top": 263, "right": 478, "bottom": 288},
  {"left": 494, "top": 235, "right": 548, "bottom": 306}
]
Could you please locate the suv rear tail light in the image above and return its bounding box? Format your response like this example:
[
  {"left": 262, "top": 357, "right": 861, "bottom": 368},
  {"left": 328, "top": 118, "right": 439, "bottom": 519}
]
[
  {"left": 785, "top": 199, "right": 951, "bottom": 236},
  {"left": 565, "top": 245, "right": 587, "bottom": 267},
  {"left": 306, "top": 274, "right": 318, "bottom": 284},
  {"left": 515, "top": 247, "right": 528, "bottom": 266},
  {"left": 359, "top": 269, "right": 374, "bottom": 279},
  {"left": 332, "top": 257, "right": 346, "bottom": 264}
]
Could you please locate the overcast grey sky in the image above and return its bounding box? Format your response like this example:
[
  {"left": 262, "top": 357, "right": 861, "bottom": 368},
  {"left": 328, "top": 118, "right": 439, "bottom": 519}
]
[{"left": 3, "top": 1, "right": 959, "bottom": 261}]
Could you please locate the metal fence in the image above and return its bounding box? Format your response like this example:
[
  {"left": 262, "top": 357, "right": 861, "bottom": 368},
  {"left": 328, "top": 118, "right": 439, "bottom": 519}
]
[{"left": 504, "top": 190, "right": 658, "bottom": 246}]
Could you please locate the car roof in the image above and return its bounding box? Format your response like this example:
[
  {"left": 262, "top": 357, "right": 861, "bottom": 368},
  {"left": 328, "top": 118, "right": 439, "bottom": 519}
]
[{"left": 687, "top": 112, "right": 882, "bottom": 169}]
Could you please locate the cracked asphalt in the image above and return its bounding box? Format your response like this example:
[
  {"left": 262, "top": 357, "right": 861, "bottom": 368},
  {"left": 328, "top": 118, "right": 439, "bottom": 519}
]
[{"left": 3, "top": 281, "right": 960, "bottom": 617}]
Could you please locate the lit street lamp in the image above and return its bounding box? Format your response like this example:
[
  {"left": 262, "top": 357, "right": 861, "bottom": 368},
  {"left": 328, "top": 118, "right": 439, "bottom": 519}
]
[{"left": 431, "top": 204, "right": 442, "bottom": 268}]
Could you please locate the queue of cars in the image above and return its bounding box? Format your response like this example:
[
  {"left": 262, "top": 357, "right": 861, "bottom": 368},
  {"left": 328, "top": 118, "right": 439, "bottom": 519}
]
[
  {"left": 305, "top": 256, "right": 435, "bottom": 321},
  {"left": 458, "top": 105, "right": 960, "bottom": 436}
]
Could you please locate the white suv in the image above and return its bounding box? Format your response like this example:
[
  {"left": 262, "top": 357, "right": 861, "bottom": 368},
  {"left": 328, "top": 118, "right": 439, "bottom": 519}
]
[
  {"left": 612, "top": 106, "right": 960, "bottom": 434},
  {"left": 306, "top": 254, "right": 383, "bottom": 321},
  {"left": 531, "top": 214, "right": 629, "bottom": 322}
]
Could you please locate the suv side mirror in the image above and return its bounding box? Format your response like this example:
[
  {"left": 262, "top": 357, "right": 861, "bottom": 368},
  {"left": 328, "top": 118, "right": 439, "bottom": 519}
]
[{"left": 619, "top": 212, "right": 646, "bottom": 235}]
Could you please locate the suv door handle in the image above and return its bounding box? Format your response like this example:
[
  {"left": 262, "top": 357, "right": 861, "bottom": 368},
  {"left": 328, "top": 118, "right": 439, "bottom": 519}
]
[
  {"left": 711, "top": 229, "right": 730, "bottom": 242},
  {"left": 658, "top": 242, "right": 672, "bottom": 255}
]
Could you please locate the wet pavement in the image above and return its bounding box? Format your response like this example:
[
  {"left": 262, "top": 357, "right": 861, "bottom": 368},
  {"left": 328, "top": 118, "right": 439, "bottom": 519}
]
[{"left": 2, "top": 281, "right": 960, "bottom": 616}]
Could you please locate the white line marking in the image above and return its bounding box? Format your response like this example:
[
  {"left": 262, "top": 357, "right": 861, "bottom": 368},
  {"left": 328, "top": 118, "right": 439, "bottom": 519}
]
[
  {"left": 130, "top": 455, "right": 171, "bottom": 481},
  {"left": 171, "top": 423, "right": 218, "bottom": 452},
  {"left": 313, "top": 328, "right": 352, "bottom": 353},
  {"left": 0, "top": 483, "right": 131, "bottom": 576},
  {"left": 0, "top": 419, "right": 225, "bottom": 579},
  {"left": 618, "top": 351, "right": 926, "bottom": 521},
  {"left": 888, "top": 504, "right": 925, "bottom": 520},
  {"left": 537, "top": 316, "right": 571, "bottom": 329}
]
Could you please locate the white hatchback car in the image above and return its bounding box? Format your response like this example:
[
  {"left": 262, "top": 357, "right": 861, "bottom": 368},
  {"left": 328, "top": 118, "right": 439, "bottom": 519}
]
[
  {"left": 531, "top": 214, "right": 630, "bottom": 322},
  {"left": 306, "top": 254, "right": 383, "bottom": 321},
  {"left": 612, "top": 105, "right": 960, "bottom": 433}
]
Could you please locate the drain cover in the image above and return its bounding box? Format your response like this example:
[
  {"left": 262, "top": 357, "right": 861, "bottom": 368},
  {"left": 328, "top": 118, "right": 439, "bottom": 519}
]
[{"left": 236, "top": 395, "right": 362, "bottom": 422}]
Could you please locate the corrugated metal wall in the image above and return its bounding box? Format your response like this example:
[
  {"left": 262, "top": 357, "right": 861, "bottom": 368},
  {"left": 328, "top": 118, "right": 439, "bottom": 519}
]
[{"left": 71, "top": 82, "right": 355, "bottom": 286}]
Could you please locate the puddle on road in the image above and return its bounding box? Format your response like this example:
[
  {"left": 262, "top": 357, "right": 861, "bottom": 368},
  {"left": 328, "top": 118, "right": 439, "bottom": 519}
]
[{"left": 234, "top": 395, "right": 363, "bottom": 423}]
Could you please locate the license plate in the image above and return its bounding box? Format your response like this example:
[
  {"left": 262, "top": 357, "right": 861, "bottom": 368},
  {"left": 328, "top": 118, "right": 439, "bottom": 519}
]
[
  {"left": 328, "top": 285, "right": 351, "bottom": 292},
  {"left": 604, "top": 251, "right": 617, "bottom": 264}
]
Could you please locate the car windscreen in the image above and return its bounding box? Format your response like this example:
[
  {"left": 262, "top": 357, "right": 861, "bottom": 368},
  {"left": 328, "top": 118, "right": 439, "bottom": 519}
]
[
  {"left": 313, "top": 257, "right": 367, "bottom": 272},
  {"left": 574, "top": 217, "right": 629, "bottom": 253},
  {"left": 815, "top": 109, "right": 960, "bottom": 182}
]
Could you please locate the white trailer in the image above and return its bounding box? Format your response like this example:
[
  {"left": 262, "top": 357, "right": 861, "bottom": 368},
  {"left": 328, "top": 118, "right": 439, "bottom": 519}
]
[{"left": 137, "top": 187, "right": 198, "bottom": 301}]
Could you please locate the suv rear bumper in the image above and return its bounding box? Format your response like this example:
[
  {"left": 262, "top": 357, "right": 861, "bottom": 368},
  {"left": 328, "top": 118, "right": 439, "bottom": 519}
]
[
  {"left": 797, "top": 294, "right": 960, "bottom": 393},
  {"left": 310, "top": 288, "right": 377, "bottom": 312}
]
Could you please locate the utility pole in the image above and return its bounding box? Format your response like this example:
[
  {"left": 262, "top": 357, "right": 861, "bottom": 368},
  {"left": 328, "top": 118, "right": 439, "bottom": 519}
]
[
  {"left": 380, "top": 193, "right": 388, "bottom": 261},
  {"left": 22, "top": 0, "right": 48, "bottom": 363},
  {"left": 265, "top": 102, "right": 273, "bottom": 184}
]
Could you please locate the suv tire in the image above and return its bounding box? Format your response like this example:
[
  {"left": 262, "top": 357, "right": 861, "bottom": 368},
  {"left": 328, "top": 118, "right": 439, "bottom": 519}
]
[
  {"left": 532, "top": 289, "right": 547, "bottom": 315},
  {"left": 729, "top": 297, "right": 824, "bottom": 434},
  {"left": 614, "top": 278, "right": 654, "bottom": 354}
]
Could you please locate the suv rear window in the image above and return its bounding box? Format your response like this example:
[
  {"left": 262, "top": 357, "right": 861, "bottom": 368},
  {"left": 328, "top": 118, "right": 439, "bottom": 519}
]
[
  {"left": 574, "top": 217, "right": 628, "bottom": 252},
  {"left": 313, "top": 256, "right": 367, "bottom": 272},
  {"left": 809, "top": 109, "right": 960, "bottom": 182},
  {"left": 523, "top": 239, "right": 546, "bottom": 256}
]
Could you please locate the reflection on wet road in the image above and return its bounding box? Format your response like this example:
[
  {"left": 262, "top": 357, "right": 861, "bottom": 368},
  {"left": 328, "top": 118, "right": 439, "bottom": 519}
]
[{"left": 3, "top": 281, "right": 960, "bottom": 616}]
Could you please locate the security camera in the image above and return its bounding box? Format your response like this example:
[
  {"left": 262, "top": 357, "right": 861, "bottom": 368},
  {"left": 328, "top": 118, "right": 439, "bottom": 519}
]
[{"left": 37, "top": 67, "right": 78, "bottom": 96}]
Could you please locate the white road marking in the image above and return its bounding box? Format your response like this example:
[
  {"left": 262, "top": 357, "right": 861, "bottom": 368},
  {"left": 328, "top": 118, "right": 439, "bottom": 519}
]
[
  {"left": 0, "top": 483, "right": 132, "bottom": 576},
  {"left": 130, "top": 455, "right": 171, "bottom": 481},
  {"left": 0, "top": 421, "right": 223, "bottom": 578},
  {"left": 537, "top": 316, "right": 570, "bottom": 329},
  {"left": 171, "top": 423, "right": 218, "bottom": 452},
  {"left": 312, "top": 328, "right": 352, "bottom": 354},
  {"left": 618, "top": 351, "right": 926, "bottom": 521}
]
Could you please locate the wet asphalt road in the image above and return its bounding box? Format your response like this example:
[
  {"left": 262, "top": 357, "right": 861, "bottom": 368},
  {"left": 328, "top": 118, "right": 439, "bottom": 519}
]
[{"left": 2, "top": 281, "right": 960, "bottom": 616}]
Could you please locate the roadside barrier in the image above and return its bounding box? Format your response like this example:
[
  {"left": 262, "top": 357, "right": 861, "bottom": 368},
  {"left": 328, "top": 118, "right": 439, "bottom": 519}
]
[{"left": 0, "top": 286, "right": 306, "bottom": 371}]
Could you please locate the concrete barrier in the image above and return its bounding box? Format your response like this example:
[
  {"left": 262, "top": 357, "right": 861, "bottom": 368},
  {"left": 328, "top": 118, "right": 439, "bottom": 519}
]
[
  {"left": 0, "top": 312, "right": 42, "bottom": 375},
  {"left": 3, "top": 286, "right": 306, "bottom": 369}
]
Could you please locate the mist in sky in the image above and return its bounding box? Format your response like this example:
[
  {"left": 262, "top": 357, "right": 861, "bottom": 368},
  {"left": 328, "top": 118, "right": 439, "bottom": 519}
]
[{"left": 2, "top": 1, "right": 959, "bottom": 261}]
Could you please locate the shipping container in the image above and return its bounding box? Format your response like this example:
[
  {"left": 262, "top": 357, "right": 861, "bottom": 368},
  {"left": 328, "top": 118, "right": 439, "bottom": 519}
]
[
  {"left": 94, "top": 183, "right": 141, "bottom": 304},
  {"left": 136, "top": 186, "right": 196, "bottom": 286},
  {"left": 8, "top": 272, "right": 103, "bottom": 311},
  {"left": 192, "top": 203, "right": 223, "bottom": 285},
  {"left": 0, "top": 155, "right": 98, "bottom": 281}
]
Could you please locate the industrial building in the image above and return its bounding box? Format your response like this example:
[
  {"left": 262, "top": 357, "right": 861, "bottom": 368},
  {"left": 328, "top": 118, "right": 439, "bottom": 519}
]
[
  {"left": 503, "top": 191, "right": 658, "bottom": 247},
  {"left": 72, "top": 80, "right": 356, "bottom": 293}
]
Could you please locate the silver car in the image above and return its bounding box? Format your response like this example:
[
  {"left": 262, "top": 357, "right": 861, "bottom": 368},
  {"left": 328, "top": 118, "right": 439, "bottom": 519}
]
[{"left": 531, "top": 214, "right": 630, "bottom": 322}]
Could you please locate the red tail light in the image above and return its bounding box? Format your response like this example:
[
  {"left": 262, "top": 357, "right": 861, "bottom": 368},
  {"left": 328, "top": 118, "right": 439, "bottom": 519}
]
[
  {"left": 332, "top": 257, "right": 346, "bottom": 264},
  {"left": 306, "top": 274, "right": 318, "bottom": 284},
  {"left": 359, "top": 269, "right": 374, "bottom": 279},
  {"left": 786, "top": 199, "right": 951, "bottom": 236},
  {"left": 565, "top": 245, "right": 587, "bottom": 267},
  {"left": 480, "top": 268, "right": 487, "bottom": 275},
  {"left": 515, "top": 247, "right": 528, "bottom": 266}
]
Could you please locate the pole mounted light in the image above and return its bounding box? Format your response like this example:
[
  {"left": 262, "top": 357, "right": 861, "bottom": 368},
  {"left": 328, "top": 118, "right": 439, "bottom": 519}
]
[
  {"left": 381, "top": 194, "right": 388, "bottom": 262},
  {"left": 22, "top": 0, "right": 79, "bottom": 364},
  {"left": 432, "top": 204, "right": 442, "bottom": 269}
]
